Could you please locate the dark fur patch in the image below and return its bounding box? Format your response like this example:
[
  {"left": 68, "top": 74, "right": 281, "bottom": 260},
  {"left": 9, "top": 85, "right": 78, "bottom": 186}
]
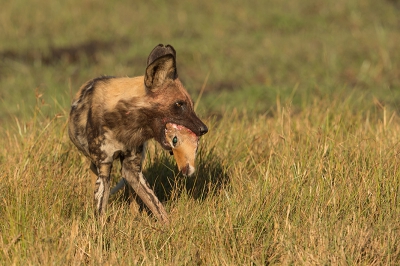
[
  {"left": 102, "top": 100, "right": 156, "bottom": 148},
  {"left": 91, "top": 75, "right": 115, "bottom": 84}
]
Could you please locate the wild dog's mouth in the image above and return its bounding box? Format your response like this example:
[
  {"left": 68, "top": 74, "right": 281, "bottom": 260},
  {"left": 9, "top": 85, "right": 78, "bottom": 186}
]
[
  {"left": 161, "top": 134, "right": 172, "bottom": 150},
  {"left": 159, "top": 123, "right": 174, "bottom": 150}
]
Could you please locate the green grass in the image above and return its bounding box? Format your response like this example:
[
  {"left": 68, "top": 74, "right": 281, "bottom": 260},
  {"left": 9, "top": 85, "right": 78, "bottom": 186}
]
[{"left": 1, "top": 0, "right": 400, "bottom": 264}]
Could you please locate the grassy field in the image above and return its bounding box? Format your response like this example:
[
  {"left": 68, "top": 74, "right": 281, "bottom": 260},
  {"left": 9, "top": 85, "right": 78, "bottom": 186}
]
[{"left": 1, "top": 0, "right": 400, "bottom": 264}]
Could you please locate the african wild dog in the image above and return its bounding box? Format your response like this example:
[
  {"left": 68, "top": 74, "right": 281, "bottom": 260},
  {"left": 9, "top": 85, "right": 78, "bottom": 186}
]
[{"left": 68, "top": 44, "right": 208, "bottom": 223}]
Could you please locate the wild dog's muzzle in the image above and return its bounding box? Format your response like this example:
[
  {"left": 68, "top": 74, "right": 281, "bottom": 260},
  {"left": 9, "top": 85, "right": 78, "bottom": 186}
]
[{"left": 165, "top": 123, "right": 198, "bottom": 176}]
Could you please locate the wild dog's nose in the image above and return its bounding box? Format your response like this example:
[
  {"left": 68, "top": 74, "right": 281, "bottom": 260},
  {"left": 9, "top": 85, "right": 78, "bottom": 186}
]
[{"left": 199, "top": 124, "right": 208, "bottom": 136}]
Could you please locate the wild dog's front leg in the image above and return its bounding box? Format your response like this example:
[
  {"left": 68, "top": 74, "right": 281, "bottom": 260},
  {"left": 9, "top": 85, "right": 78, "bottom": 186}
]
[
  {"left": 93, "top": 162, "right": 112, "bottom": 215},
  {"left": 122, "top": 151, "right": 169, "bottom": 224}
]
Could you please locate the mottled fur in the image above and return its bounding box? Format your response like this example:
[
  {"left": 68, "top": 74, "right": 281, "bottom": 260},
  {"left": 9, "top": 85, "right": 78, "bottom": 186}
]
[{"left": 68, "top": 44, "right": 208, "bottom": 223}]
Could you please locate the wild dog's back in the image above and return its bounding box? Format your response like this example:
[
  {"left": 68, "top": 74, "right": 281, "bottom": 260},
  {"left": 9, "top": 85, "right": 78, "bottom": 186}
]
[{"left": 68, "top": 76, "right": 147, "bottom": 157}]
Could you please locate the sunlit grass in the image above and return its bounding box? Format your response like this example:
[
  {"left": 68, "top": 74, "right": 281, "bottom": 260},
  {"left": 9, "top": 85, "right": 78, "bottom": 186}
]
[{"left": 1, "top": 95, "right": 399, "bottom": 264}]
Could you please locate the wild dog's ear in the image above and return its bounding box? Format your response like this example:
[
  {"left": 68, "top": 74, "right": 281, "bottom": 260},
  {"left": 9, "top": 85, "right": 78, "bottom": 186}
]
[
  {"left": 146, "top": 44, "right": 176, "bottom": 66},
  {"left": 145, "top": 44, "right": 178, "bottom": 90}
]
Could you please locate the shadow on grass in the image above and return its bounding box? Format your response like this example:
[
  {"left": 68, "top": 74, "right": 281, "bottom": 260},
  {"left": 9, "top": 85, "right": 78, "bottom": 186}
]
[
  {"left": 113, "top": 147, "right": 230, "bottom": 212},
  {"left": 150, "top": 147, "right": 230, "bottom": 202}
]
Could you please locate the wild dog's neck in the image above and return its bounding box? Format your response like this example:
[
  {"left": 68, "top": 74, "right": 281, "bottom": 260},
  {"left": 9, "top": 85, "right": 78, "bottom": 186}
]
[{"left": 103, "top": 97, "right": 158, "bottom": 149}]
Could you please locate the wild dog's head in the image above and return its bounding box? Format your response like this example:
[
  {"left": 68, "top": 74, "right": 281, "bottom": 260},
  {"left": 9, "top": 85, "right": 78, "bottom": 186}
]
[
  {"left": 144, "top": 44, "right": 208, "bottom": 151},
  {"left": 165, "top": 123, "right": 198, "bottom": 176}
]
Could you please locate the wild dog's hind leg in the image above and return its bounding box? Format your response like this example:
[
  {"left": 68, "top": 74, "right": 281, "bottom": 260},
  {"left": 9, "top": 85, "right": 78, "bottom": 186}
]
[
  {"left": 93, "top": 162, "right": 112, "bottom": 215},
  {"left": 89, "top": 162, "right": 99, "bottom": 200},
  {"left": 121, "top": 149, "right": 169, "bottom": 224}
]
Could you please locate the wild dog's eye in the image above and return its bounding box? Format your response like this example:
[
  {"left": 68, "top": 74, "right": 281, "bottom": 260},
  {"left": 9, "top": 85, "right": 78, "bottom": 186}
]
[
  {"left": 175, "top": 101, "right": 185, "bottom": 108},
  {"left": 172, "top": 136, "right": 178, "bottom": 146}
]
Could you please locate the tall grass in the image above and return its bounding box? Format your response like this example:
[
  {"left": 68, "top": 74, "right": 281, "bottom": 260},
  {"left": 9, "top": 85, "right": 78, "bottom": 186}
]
[{"left": 1, "top": 95, "right": 399, "bottom": 264}]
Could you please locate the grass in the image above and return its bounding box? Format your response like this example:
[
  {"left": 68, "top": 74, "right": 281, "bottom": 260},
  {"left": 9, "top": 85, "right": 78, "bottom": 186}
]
[
  {"left": 1, "top": 98, "right": 399, "bottom": 264},
  {"left": 1, "top": 0, "right": 400, "bottom": 264}
]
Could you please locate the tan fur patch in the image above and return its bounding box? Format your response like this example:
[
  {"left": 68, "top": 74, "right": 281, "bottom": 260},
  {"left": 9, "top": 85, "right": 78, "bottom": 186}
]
[{"left": 95, "top": 76, "right": 147, "bottom": 111}]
